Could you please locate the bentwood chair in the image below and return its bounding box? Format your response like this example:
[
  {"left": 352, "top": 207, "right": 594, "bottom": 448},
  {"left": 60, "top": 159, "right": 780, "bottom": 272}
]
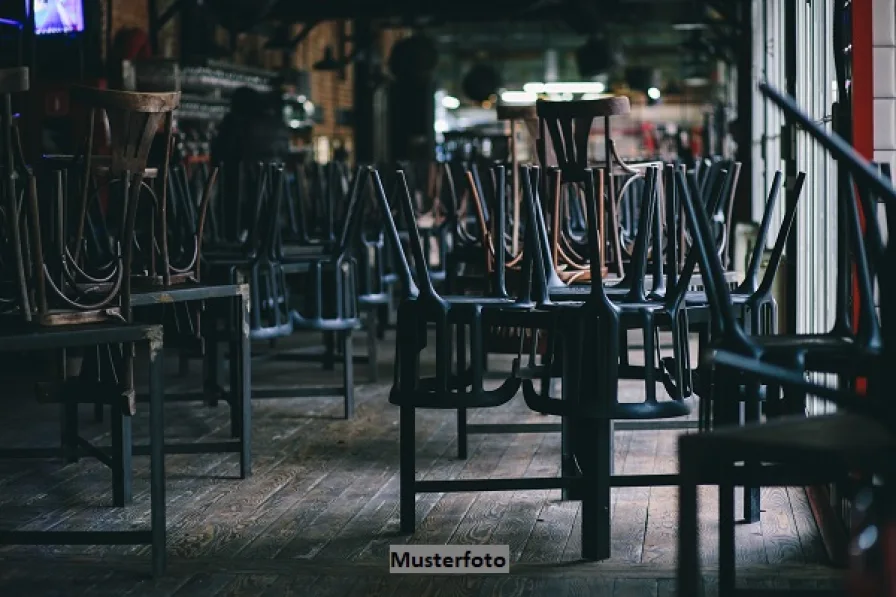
[{"left": 0, "top": 67, "right": 30, "bottom": 321}]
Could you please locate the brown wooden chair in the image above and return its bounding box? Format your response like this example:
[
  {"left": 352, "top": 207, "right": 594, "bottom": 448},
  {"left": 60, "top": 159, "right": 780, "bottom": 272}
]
[
  {"left": 536, "top": 96, "right": 632, "bottom": 280},
  {"left": 69, "top": 87, "right": 183, "bottom": 290},
  {"left": 496, "top": 102, "right": 539, "bottom": 255}
]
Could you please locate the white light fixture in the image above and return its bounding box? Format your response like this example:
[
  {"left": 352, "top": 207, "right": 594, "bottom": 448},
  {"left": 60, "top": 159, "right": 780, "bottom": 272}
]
[
  {"left": 523, "top": 81, "right": 606, "bottom": 94},
  {"left": 441, "top": 95, "right": 460, "bottom": 110},
  {"left": 647, "top": 87, "right": 662, "bottom": 100},
  {"left": 500, "top": 90, "right": 538, "bottom": 104}
]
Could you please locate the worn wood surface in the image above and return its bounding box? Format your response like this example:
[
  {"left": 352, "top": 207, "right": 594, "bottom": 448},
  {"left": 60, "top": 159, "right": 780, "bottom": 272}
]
[{"left": 0, "top": 331, "right": 844, "bottom": 596}]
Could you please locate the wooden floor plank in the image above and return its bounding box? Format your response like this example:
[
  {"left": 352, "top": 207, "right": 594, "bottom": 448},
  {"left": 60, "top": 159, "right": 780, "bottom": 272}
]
[
  {"left": 258, "top": 575, "right": 318, "bottom": 597},
  {"left": 430, "top": 575, "right": 484, "bottom": 597},
  {"left": 315, "top": 414, "right": 457, "bottom": 561},
  {"left": 759, "top": 486, "right": 806, "bottom": 566},
  {"left": 611, "top": 427, "right": 659, "bottom": 564},
  {"left": 640, "top": 430, "right": 678, "bottom": 566},
  {"left": 170, "top": 573, "right": 235, "bottom": 597},
  {"left": 213, "top": 573, "right": 279, "bottom": 597},
  {"left": 354, "top": 410, "right": 494, "bottom": 562},
  {"left": 613, "top": 578, "right": 658, "bottom": 597},
  {"left": 448, "top": 430, "right": 540, "bottom": 548},
  {"left": 786, "top": 487, "right": 828, "bottom": 564},
  {"left": 0, "top": 330, "right": 835, "bottom": 596},
  {"left": 476, "top": 576, "right": 536, "bottom": 597},
  {"left": 486, "top": 433, "right": 553, "bottom": 561},
  {"left": 408, "top": 422, "right": 515, "bottom": 547},
  {"left": 565, "top": 576, "right": 615, "bottom": 597},
  {"left": 502, "top": 431, "right": 565, "bottom": 561}
]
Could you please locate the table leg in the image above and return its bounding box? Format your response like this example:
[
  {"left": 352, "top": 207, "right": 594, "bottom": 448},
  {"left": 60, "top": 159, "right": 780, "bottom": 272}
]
[
  {"left": 366, "top": 307, "right": 379, "bottom": 383},
  {"left": 148, "top": 336, "right": 167, "bottom": 577},
  {"left": 237, "top": 293, "right": 252, "bottom": 478},
  {"left": 341, "top": 330, "right": 354, "bottom": 420},
  {"left": 111, "top": 397, "right": 133, "bottom": 507},
  {"left": 204, "top": 309, "right": 220, "bottom": 408},
  {"left": 677, "top": 440, "right": 701, "bottom": 596},
  {"left": 456, "top": 324, "right": 467, "bottom": 460}
]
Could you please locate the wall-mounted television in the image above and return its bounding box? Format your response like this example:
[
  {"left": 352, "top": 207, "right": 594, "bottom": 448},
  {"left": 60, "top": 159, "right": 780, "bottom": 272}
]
[{"left": 26, "top": 0, "right": 85, "bottom": 35}]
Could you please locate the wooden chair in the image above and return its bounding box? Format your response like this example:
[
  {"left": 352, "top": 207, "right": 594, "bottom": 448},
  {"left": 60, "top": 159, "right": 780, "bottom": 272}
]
[
  {"left": 67, "top": 87, "right": 181, "bottom": 291},
  {"left": 496, "top": 102, "right": 539, "bottom": 255}
]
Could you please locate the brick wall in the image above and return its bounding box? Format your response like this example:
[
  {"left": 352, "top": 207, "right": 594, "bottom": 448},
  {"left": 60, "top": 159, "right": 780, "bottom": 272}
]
[
  {"left": 291, "top": 21, "right": 354, "bottom": 159},
  {"left": 874, "top": 0, "right": 896, "bottom": 175},
  {"left": 102, "top": 6, "right": 413, "bottom": 162}
]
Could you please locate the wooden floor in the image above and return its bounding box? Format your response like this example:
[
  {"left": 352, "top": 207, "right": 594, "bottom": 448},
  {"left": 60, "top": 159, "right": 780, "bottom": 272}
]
[{"left": 0, "top": 330, "right": 845, "bottom": 596}]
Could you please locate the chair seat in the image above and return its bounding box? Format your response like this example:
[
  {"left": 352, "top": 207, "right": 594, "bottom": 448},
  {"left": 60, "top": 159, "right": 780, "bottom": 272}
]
[
  {"left": 755, "top": 333, "right": 874, "bottom": 362},
  {"left": 279, "top": 244, "right": 329, "bottom": 259},
  {"left": 680, "top": 413, "right": 896, "bottom": 471}
]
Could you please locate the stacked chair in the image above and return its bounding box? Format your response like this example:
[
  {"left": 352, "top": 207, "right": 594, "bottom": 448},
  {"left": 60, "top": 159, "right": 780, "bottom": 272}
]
[
  {"left": 676, "top": 83, "right": 896, "bottom": 596},
  {"left": 199, "top": 157, "right": 399, "bottom": 418},
  {"left": 379, "top": 92, "right": 817, "bottom": 565},
  {"left": 0, "top": 72, "right": 169, "bottom": 574}
]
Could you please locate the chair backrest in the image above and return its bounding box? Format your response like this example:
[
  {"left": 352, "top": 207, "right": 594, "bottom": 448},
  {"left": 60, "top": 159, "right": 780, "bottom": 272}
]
[
  {"left": 624, "top": 166, "right": 659, "bottom": 302},
  {"left": 738, "top": 171, "right": 784, "bottom": 294},
  {"left": 752, "top": 172, "right": 806, "bottom": 299},
  {"left": 370, "top": 168, "right": 419, "bottom": 301},
  {"left": 536, "top": 97, "right": 630, "bottom": 182}
]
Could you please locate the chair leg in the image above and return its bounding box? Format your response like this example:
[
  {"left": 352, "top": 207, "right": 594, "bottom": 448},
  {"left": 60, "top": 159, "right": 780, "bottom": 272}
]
[
  {"left": 111, "top": 401, "right": 133, "bottom": 507},
  {"left": 719, "top": 473, "right": 737, "bottom": 595},
  {"left": 399, "top": 405, "right": 416, "bottom": 534},
  {"left": 643, "top": 314, "right": 657, "bottom": 403},
  {"left": 366, "top": 307, "right": 379, "bottom": 383},
  {"left": 580, "top": 415, "right": 612, "bottom": 561},
  {"left": 456, "top": 323, "right": 468, "bottom": 460},
  {"left": 342, "top": 330, "right": 354, "bottom": 419},
  {"left": 677, "top": 442, "right": 702, "bottom": 597},
  {"left": 742, "top": 382, "right": 762, "bottom": 523},
  {"left": 323, "top": 331, "right": 335, "bottom": 370}
]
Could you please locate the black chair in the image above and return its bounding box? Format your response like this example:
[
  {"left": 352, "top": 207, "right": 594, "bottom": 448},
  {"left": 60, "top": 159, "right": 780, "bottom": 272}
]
[
  {"left": 373, "top": 166, "right": 608, "bottom": 544},
  {"left": 204, "top": 162, "right": 294, "bottom": 341},
  {"left": 674, "top": 121, "right": 895, "bottom": 594}
]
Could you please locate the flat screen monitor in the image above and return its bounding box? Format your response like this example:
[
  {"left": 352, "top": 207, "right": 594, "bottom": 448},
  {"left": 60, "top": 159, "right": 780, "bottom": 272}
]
[{"left": 26, "top": 0, "right": 84, "bottom": 35}]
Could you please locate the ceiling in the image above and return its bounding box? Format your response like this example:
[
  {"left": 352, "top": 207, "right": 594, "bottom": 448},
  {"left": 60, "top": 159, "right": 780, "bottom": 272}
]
[{"left": 266, "top": 0, "right": 711, "bottom": 28}]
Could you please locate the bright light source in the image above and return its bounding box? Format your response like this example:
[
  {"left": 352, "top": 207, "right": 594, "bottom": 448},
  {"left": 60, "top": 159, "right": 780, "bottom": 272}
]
[
  {"left": 647, "top": 87, "right": 661, "bottom": 100},
  {"left": 434, "top": 119, "right": 449, "bottom": 133},
  {"left": 500, "top": 91, "right": 538, "bottom": 104},
  {"left": 289, "top": 119, "right": 301, "bottom": 129},
  {"left": 672, "top": 23, "right": 708, "bottom": 31},
  {"left": 525, "top": 81, "right": 606, "bottom": 94},
  {"left": 441, "top": 95, "right": 460, "bottom": 109}
]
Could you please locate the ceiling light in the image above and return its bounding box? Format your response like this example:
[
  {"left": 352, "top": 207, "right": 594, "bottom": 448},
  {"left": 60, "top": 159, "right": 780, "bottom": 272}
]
[
  {"left": 647, "top": 87, "right": 661, "bottom": 100},
  {"left": 524, "top": 81, "right": 606, "bottom": 94},
  {"left": 500, "top": 91, "right": 538, "bottom": 104},
  {"left": 441, "top": 95, "right": 461, "bottom": 110}
]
